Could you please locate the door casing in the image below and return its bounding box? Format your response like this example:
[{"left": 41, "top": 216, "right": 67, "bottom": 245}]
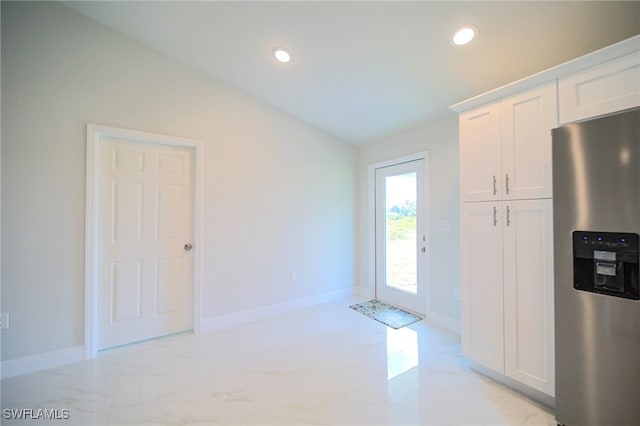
[{"left": 84, "top": 124, "right": 203, "bottom": 359}]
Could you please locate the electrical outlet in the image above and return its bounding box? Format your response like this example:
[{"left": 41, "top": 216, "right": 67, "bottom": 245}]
[
  {"left": 290, "top": 272, "right": 298, "bottom": 282},
  {"left": 0, "top": 312, "right": 9, "bottom": 330}
]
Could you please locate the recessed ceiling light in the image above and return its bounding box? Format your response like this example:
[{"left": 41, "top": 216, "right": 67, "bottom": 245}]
[
  {"left": 273, "top": 47, "right": 291, "bottom": 63},
  {"left": 452, "top": 26, "right": 477, "bottom": 46}
]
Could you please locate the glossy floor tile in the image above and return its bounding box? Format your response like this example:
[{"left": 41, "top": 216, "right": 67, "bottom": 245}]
[{"left": 2, "top": 297, "right": 555, "bottom": 425}]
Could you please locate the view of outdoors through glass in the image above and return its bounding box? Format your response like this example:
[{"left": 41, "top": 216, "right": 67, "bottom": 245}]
[{"left": 384, "top": 172, "right": 418, "bottom": 294}]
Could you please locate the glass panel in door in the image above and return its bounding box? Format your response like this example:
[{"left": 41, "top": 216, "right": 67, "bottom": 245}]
[{"left": 384, "top": 172, "right": 418, "bottom": 294}]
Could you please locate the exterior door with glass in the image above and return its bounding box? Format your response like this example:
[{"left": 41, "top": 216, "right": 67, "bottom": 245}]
[{"left": 375, "top": 158, "right": 428, "bottom": 314}]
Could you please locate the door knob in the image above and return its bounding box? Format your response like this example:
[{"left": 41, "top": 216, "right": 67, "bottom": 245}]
[{"left": 184, "top": 243, "right": 193, "bottom": 251}]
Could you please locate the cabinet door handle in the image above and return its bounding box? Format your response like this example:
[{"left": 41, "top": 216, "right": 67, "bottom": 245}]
[
  {"left": 506, "top": 205, "right": 511, "bottom": 227},
  {"left": 492, "top": 175, "right": 497, "bottom": 196},
  {"left": 505, "top": 173, "right": 510, "bottom": 195},
  {"left": 493, "top": 206, "right": 498, "bottom": 227}
]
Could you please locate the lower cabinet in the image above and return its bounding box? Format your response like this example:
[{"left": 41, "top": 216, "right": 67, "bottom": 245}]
[
  {"left": 461, "top": 198, "right": 555, "bottom": 397},
  {"left": 461, "top": 201, "right": 505, "bottom": 372}
]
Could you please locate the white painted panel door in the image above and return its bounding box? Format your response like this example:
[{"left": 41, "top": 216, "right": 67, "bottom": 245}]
[
  {"left": 461, "top": 201, "right": 504, "bottom": 373},
  {"left": 459, "top": 102, "right": 502, "bottom": 202},
  {"left": 503, "top": 199, "right": 555, "bottom": 396},
  {"left": 375, "top": 159, "right": 428, "bottom": 315},
  {"left": 98, "top": 138, "right": 193, "bottom": 350},
  {"left": 501, "top": 82, "right": 557, "bottom": 200}
]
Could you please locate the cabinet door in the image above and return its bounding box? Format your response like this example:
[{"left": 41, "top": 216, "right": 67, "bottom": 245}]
[
  {"left": 461, "top": 202, "right": 504, "bottom": 373},
  {"left": 502, "top": 83, "right": 557, "bottom": 200},
  {"left": 503, "top": 199, "right": 554, "bottom": 396},
  {"left": 559, "top": 52, "right": 640, "bottom": 124},
  {"left": 460, "top": 102, "right": 502, "bottom": 202}
]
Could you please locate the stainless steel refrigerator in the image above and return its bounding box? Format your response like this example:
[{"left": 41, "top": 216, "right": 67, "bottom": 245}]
[{"left": 552, "top": 107, "right": 639, "bottom": 426}]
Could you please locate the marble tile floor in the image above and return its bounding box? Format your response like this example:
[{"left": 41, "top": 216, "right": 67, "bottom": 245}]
[{"left": 1, "top": 297, "right": 555, "bottom": 425}]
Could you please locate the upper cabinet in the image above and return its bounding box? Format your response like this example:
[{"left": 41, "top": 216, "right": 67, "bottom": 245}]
[
  {"left": 452, "top": 35, "right": 640, "bottom": 123},
  {"left": 455, "top": 35, "right": 639, "bottom": 205},
  {"left": 559, "top": 52, "right": 640, "bottom": 124},
  {"left": 502, "top": 83, "right": 557, "bottom": 200},
  {"left": 459, "top": 82, "right": 557, "bottom": 203},
  {"left": 459, "top": 102, "right": 502, "bottom": 202}
]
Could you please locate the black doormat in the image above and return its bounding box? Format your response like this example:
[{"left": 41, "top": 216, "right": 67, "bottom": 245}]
[{"left": 349, "top": 300, "right": 422, "bottom": 329}]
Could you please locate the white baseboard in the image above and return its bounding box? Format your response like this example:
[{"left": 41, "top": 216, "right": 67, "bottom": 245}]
[
  {"left": 201, "top": 287, "right": 356, "bottom": 332},
  {"left": 2, "top": 345, "right": 85, "bottom": 379},
  {"left": 425, "top": 310, "right": 461, "bottom": 335}
]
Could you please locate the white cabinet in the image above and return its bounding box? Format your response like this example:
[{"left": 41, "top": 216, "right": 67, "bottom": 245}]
[
  {"left": 459, "top": 83, "right": 557, "bottom": 398},
  {"left": 559, "top": 52, "right": 640, "bottom": 124},
  {"left": 503, "top": 199, "right": 554, "bottom": 396},
  {"left": 459, "top": 102, "right": 502, "bottom": 202},
  {"left": 460, "top": 202, "right": 504, "bottom": 372},
  {"left": 461, "top": 199, "right": 555, "bottom": 396},
  {"left": 459, "top": 82, "right": 557, "bottom": 202},
  {"left": 501, "top": 84, "right": 556, "bottom": 200}
]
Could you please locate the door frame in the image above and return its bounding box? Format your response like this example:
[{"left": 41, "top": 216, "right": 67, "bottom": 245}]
[
  {"left": 367, "top": 151, "right": 430, "bottom": 313},
  {"left": 84, "top": 123, "right": 204, "bottom": 359}
]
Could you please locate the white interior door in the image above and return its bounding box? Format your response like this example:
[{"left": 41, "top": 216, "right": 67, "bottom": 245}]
[
  {"left": 375, "top": 159, "right": 428, "bottom": 314},
  {"left": 97, "top": 137, "right": 194, "bottom": 350}
]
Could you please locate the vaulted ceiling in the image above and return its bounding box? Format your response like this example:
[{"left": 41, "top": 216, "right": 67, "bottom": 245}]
[{"left": 62, "top": 1, "right": 640, "bottom": 144}]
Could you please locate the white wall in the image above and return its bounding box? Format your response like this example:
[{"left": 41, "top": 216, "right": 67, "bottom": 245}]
[
  {"left": 1, "top": 2, "right": 355, "bottom": 361},
  {"left": 356, "top": 117, "right": 461, "bottom": 329}
]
